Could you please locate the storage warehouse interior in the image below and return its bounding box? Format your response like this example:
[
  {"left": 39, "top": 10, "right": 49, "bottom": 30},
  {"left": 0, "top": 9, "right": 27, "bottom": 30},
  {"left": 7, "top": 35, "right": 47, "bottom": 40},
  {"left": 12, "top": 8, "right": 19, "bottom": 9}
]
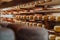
[{"left": 0, "top": 0, "right": 60, "bottom": 40}]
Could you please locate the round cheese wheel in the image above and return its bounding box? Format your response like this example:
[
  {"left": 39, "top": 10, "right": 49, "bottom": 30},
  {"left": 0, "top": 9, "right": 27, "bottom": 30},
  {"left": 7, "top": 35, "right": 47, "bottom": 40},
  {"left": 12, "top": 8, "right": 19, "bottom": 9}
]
[
  {"left": 55, "top": 36, "right": 60, "bottom": 40},
  {"left": 26, "top": 16, "right": 29, "bottom": 20},
  {"left": 26, "top": 22, "right": 29, "bottom": 26},
  {"left": 29, "top": 15, "right": 33, "bottom": 20},
  {"left": 29, "top": 22, "right": 33, "bottom": 27},
  {"left": 44, "top": 16, "right": 49, "bottom": 21},
  {"left": 33, "top": 23, "right": 37, "bottom": 27},
  {"left": 23, "top": 15, "right": 26, "bottom": 19},
  {"left": 57, "top": 16, "right": 60, "bottom": 21},
  {"left": 49, "top": 16, "right": 56, "bottom": 21},
  {"left": 54, "top": 26, "right": 60, "bottom": 32},
  {"left": 37, "top": 23, "right": 42, "bottom": 27},
  {"left": 33, "top": 16, "right": 37, "bottom": 20},
  {"left": 49, "top": 34, "right": 56, "bottom": 40}
]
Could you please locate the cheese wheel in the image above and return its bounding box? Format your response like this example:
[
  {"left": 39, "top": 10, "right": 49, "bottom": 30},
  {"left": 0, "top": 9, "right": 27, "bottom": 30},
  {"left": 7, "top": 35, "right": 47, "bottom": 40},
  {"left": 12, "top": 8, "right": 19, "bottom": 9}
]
[
  {"left": 33, "top": 23, "right": 37, "bottom": 27},
  {"left": 21, "top": 22, "right": 26, "bottom": 24},
  {"left": 22, "top": 15, "right": 25, "bottom": 19},
  {"left": 15, "top": 15, "right": 20, "bottom": 19},
  {"left": 33, "top": 16, "right": 37, "bottom": 20},
  {"left": 26, "top": 16, "right": 29, "bottom": 20},
  {"left": 20, "top": 16, "right": 21, "bottom": 19},
  {"left": 49, "top": 16, "right": 56, "bottom": 21},
  {"left": 44, "top": 16, "right": 49, "bottom": 21},
  {"left": 57, "top": 16, "right": 60, "bottom": 21},
  {"left": 29, "top": 22, "right": 33, "bottom": 27},
  {"left": 37, "top": 16, "right": 42, "bottom": 20},
  {"left": 26, "top": 22, "right": 29, "bottom": 26},
  {"left": 49, "top": 34, "right": 56, "bottom": 40},
  {"left": 55, "top": 36, "right": 60, "bottom": 40},
  {"left": 37, "top": 23, "right": 42, "bottom": 27},
  {"left": 29, "top": 15, "right": 33, "bottom": 20},
  {"left": 20, "top": 16, "right": 23, "bottom": 19},
  {"left": 54, "top": 26, "right": 60, "bottom": 32}
]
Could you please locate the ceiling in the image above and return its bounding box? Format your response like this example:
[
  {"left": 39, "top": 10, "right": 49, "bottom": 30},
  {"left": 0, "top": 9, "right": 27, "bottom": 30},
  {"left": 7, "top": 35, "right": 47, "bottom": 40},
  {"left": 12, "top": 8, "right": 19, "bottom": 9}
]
[
  {"left": 0, "top": 0, "right": 60, "bottom": 8},
  {"left": 0, "top": 0, "right": 40, "bottom": 8}
]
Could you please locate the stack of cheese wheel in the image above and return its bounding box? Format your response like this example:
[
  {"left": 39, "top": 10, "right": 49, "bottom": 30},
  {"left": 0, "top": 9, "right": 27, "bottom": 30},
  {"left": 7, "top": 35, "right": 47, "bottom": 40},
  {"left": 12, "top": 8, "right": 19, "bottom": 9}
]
[
  {"left": 19, "top": 15, "right": 60, "bottom": 22},
  {"left": 49, "top": 34, "right": 56, "bottom": 40},
  {"left": 54, "top": 26, "right": 60, "bottom": 40}
]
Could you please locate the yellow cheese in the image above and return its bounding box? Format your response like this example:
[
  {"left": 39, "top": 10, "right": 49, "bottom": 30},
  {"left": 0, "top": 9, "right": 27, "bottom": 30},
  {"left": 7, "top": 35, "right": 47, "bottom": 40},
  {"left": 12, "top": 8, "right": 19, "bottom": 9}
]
[
  {"left": 54, "top": 26, "right": 60, "bottom": 32},
  {"left": 55, "top": 36, "right": 60, "bottom": 40},
  {"left": 49, "top": 34, "right": 56, "bottom": 40}
]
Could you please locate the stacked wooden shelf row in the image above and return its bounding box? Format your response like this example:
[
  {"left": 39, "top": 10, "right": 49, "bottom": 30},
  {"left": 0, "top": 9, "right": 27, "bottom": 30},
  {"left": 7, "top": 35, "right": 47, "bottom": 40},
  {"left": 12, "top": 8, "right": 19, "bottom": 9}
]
[
  {"left": 49, "top": 25, "right": 60, "bottom": 40},
  {"left": 1, "top": 8, "right": 60, "bottom": 15},
  {"left": 0, "top": 0, "right": 60, "bottom": 40},
  {"left": 15, "top": 15, "right": 60, "bottom": 22}
]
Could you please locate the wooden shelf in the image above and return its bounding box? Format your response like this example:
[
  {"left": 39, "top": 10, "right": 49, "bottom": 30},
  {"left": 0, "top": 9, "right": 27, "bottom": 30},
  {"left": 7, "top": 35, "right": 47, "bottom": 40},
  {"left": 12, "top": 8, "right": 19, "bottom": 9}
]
[
  {"left": 15, "top": 12, "right": 35, "bottom": 15},
  {"left": 35, "top": 9, "right": 60, "bottom": 13},
  {"left": 36, "top": 1, "right": 60, "bottom": 6}
]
